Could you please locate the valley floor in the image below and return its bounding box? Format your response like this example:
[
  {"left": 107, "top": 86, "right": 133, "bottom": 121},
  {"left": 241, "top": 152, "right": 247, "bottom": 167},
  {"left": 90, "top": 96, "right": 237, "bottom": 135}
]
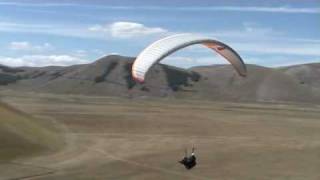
[{"left": 1, "top": 90, "right": 320, "bottom": 180}]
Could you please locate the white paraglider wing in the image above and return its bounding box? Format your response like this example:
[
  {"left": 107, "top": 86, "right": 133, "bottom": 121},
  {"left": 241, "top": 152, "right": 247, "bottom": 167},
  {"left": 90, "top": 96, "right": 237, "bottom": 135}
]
[{"left": 132, "top": 34, "right": 247, "bottom": 83}]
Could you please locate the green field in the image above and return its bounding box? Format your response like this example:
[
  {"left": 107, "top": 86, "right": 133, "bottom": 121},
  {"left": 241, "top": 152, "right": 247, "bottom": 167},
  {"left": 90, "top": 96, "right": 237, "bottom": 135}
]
[{"left": 1, "top": 90, "right": 320, "bottom": 180}]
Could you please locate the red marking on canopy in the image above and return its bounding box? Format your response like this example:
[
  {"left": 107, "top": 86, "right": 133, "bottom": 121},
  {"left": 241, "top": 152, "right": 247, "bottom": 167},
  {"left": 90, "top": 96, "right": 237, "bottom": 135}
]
[
  {"left": 217, "top": 46, "right": 226, "bottom": 51},
  {"left": 132, "top": 75, "right": 145, "bottom": 84}
]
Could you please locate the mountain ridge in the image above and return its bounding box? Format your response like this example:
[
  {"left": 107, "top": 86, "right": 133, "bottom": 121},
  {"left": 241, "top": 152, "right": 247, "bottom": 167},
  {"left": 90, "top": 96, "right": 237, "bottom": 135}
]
[{"left": 0, "top": 55, "right": 319, "bottom": 104}]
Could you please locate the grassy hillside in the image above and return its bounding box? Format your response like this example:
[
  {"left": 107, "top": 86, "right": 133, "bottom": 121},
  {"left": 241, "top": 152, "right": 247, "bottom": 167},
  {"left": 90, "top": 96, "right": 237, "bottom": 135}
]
[
  {"left": 0, "top": 101, "right": 63, "bottom": 161},
  {"left": 0, "top": 55, "right": 319, "bottom": 104}
]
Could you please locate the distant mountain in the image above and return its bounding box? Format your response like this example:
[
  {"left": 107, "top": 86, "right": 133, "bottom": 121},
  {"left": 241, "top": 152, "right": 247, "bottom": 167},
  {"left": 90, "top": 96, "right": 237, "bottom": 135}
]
[{"left": 0, "top": 55, "right": 319, "bottom": 104}]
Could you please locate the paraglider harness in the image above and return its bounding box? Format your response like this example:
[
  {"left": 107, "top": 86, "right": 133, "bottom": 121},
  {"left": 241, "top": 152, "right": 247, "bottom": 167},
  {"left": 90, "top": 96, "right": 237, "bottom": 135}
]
[{"left": 179, "top": 147, "right": 197, "bottom": 170}]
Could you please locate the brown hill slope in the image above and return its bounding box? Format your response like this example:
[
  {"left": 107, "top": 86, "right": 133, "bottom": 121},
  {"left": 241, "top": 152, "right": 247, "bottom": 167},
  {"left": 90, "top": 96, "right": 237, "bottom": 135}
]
[
  {"left": 280, "top": 63, "right": 320, "bottom": 96},
  {"left": 0, "top": 55, "right": 319, "bottom": 103},
  {"left": 0, "top": 102, "right": 62, "bottom": 161},
  {"left": 190, "top": 64, "right": 318, "bottom": 103}
]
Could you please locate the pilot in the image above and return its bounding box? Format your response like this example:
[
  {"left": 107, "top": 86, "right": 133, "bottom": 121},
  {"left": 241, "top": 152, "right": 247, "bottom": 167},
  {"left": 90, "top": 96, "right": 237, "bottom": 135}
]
[{"left": 179, "top": 147, "right": 197, "bottom": 170}]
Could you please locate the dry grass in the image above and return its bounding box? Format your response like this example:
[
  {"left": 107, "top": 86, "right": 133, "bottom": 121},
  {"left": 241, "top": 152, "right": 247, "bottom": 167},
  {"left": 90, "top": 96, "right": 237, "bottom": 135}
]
[{"left": 1, "top": 90, "right": 320, "bottom": 180}]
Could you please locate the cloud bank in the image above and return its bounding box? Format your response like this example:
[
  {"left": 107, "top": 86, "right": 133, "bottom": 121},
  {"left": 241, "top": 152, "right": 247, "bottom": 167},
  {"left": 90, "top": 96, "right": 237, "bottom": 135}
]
[
  {"left": 0, "top": 55, "right": 89, "bottom": 67},
  {"left": 89, "top": 21, "right": 168, "bottom": 38},
  {"left": 9, "top": 41, "right": 53, "bottom": 52},
  {"left": 0, "top": 2, "right": 319, "bottom": 14}
]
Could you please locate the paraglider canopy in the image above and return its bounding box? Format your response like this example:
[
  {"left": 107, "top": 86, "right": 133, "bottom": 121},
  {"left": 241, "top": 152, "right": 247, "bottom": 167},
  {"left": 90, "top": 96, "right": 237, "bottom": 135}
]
[{"left": 132, "top": 34, "right": 247, "bottom": 83}]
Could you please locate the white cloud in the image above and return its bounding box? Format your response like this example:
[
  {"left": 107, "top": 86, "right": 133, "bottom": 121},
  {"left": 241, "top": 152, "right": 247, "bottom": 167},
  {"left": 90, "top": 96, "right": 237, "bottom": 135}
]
[
  {"left": 89, "top": 21, "right": 168, "bottom": 38},
  {"left": 204, "top": 23, "right": 281, "bottom": 41},
  {"left": 0, "top": 2, "right": 75, "bottom": 7},
  {"left": 0, "top": 21, "right": 103, "bottom": 39},
  {"left": 9, "top": 41, "right": 30, "bottom": 50},
  {"left": 0, "top": 55, "right": 89, "bottom": 67},
  {"left": 0, "top": 20, "right": 318, "bottom": 68},
  {"left": 9, "top": 41, "right": 53, "bottom": 52},
  {"left": 0, "top": 21, "right": 168, "bottom": 39},
  {"left": 1, "top": 2, "right": 319, "bottom": 14},
  {"left": 202, "top": 23, "right": 320, "bottom": 57},
  {"left": 232, "top": 42, "right": 320, "bottom": 56},
  {"left": 172, "top": 6, "right": 320, "bottom": 14},
  {"left": 88, "top": 25, "right": 104, "bottom": 32},
  {"left": 215, "top": 6, "right": 320, "bottom": 14},
  {"left": 110, "top": 22, "right": 167, "bottom": 38},
  {"left": 72, "top": 50, "right": 88, "bottom": 58}
]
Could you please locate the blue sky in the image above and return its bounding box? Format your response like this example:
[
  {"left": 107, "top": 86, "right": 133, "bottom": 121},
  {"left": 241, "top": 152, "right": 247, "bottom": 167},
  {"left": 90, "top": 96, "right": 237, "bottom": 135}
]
[{"left": 0, "top": 0, "right": 319, "bottom": 67}]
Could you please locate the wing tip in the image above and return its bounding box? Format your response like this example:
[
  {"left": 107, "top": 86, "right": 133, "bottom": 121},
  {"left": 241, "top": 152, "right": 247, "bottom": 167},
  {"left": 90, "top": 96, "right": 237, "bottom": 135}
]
[{"left": 132, "top": 74, "right": 145, "bottom": 84}]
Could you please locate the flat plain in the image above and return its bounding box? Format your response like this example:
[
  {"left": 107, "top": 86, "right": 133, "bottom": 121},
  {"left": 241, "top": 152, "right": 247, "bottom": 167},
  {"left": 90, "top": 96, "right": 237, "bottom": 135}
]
[{"left": 1, "top": 90, "right": 320, "bottom": 180}]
